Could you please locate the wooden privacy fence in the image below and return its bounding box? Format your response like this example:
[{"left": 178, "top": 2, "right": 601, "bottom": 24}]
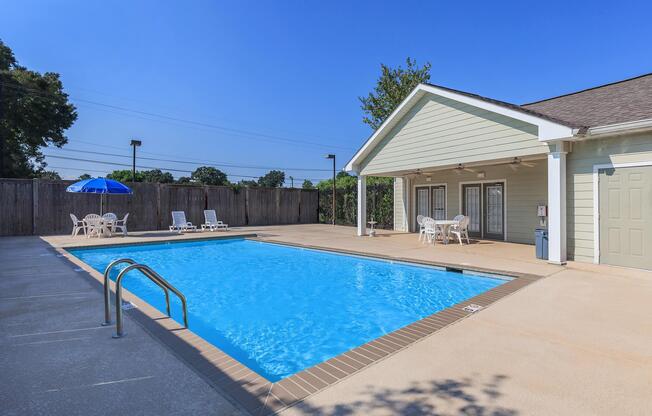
[{"left": 0, "top": 179, "right": 319, "bottom": 236}]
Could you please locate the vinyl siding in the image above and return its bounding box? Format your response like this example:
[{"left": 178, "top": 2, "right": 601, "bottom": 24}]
[
  {"left": 395, "top": 161, "right": 547, "bottom": 244},
  {"left": 359, "top": 95, "right": 549, "bottom": 176},
  {"left": 566, "top": 132, "right": 652, "bottom": 263},
  {"left": 393, "top": 178, "right": 406, "bottom": 231}
]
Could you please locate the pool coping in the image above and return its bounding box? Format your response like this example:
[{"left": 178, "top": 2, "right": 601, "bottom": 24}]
[{"left": 54, "top": 234, "right": 542, "bottom": 416}]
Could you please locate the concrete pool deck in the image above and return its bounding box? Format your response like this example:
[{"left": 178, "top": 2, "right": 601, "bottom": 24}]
[{"left": 3, "top": 224, "right": 651, "bottom": 415}]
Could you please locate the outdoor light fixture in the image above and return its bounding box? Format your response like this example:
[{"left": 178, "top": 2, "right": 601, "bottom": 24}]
[
  {"left": 130, "top": 139, "right": 142, "bottom": 182},
  {"left": 325, "top": 154, "right": 336, "bottom": 225}
]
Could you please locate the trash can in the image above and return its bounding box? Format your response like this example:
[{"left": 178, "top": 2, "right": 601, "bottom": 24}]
[{"left": 535, "top": 228, "right": 548, "bottom": 260}]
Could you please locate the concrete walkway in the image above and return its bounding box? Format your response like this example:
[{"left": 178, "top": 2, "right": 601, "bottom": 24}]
[
  {"left": 4, "top": 225, "right": 652, "bottom": 415},
  {"left": 0, "top": 236, "right": 242, "bottom": 416}
]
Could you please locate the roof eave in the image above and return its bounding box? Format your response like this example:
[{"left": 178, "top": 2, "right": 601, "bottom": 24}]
[{"left": 345, "top": 83, "right": 575, "bottom": 173}]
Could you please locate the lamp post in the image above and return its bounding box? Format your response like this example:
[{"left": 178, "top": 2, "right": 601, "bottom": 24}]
[
  {"left": 130, "top": 139, "right": 142, "bottom": 182},
  {"left": 325, "top": 154, "right": 336, "bottom": 225}
]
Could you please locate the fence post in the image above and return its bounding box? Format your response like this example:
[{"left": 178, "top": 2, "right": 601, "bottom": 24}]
[
  {"left": 156, "top": 183, "right": 161, "bottom": 230},
  {"left": 32, "top": 178, "right": 38, "bottom": 235},
  {"left": 244, "top": 187, "right": 250, "bottom": 226}
]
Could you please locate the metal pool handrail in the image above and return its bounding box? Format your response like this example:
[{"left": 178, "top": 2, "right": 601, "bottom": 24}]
[
  {"left": 102, "top": 258, "right": 171, "bottom": 326},
  {"left": 112, "top": 263, "right": 189, "bottom": 338}
]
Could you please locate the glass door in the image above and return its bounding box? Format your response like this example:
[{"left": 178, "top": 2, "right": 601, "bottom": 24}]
[
  {"left": 415, "top": 187, "right": 430, "bottom": 229},
  {"left": 484, "top": 183, "right": 504, "bottom": 240},
  {"left": 462, "top": 184, "right": 482, "bottom": 237},
  {"left": 431, "top": 186, "right": 446, "bottom": 220}
]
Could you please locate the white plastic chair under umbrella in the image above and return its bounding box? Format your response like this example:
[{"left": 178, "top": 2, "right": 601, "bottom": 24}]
[{"left": 449, "top": 215, "right": 471, "bottom": 245}]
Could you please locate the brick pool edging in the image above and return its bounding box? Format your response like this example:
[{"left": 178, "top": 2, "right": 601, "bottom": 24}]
[{"left": 53, "top": 235, "right": 542, "bottom": 416}]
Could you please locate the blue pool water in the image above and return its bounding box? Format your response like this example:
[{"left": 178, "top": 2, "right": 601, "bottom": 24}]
[{"left": 70, "top": 238, "right": 505, "bottom": 381}]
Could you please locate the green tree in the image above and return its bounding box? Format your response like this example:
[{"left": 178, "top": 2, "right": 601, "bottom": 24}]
[
  {"left": 78, "top": 173, "right": 92, "bottom": 180},
  {"left": 107, "top": 169, "right": 142, "bottom": 183},
  {"left": 39, "top": 170, "right": 61, "bottom": 180},
  {"left": 302, "top": 179, "right": 314, "bottom": 189},
  {"left": 359, "top": 57, "right": 431, "bottom": 130},
  {"left": 141, "top": 169, "right": 174, "bottom": 183},
  {"left": 0, "top": 40, "right": 77, "bottom": 177},
  {"left": 191, "top": 166, "right": 228, "bottom": 186},
  {"left": 258, "top": 170, "right": 285, "bottom": 188},
  {"left": 238, "top": 179, "right": 258, "bottom": 187},
  {"left": 176, "top": 176, "right": 191, "bottom": 184}
]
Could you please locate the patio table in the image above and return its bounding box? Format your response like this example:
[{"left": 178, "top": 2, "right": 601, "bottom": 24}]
[
  {"left": 433, "top": 220, "right": 459, "bottom": 244},
  {"left": 84, "top": 218, "right": 114, "bottom": 238}
]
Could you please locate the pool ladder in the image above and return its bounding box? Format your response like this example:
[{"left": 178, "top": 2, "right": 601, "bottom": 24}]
[{"left": 103, "top": 259, "right": 188, "bottom": 338}]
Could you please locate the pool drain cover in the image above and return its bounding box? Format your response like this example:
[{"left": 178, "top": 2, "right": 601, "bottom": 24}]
[{"left": 463, "top": 304, "right": 483, "bottom": 313}]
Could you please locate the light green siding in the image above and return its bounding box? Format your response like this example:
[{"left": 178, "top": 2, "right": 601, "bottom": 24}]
[
  {"left": 567, "top": 132, "right": 652, "bottom": 263},
  {"left": 359, "top": 95, "right": 549, "bottom": 176},
  {"left": 394, "top": 161, "right": 547, "bottom": 244},
  {"left": 393, "top": 178, "right": 406, "bottom": 231}
]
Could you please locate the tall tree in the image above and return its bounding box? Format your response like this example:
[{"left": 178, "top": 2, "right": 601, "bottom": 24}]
[
  {"left": 0, "top": 40, "right": 77, "bottom": 177},
  {"left": 38, "top": 170, "right": 61, "bottom": 180},
  {"left": 359, "top": 57, "right": 431, "bottom": 130},
  {"left": 258, "top": 170, "right": 285, "bottom": 188},
  {"left": 302, "top": 179, "right": 314, "bottom": 189},
  {"left": 107, "top": 169, "right": 143, "bottom": 183},
  {"left": 141, "top": 169, "right": 174, "bottom": 183},
  {"left": 78, "top": 173, "right": 92, "bottom": 180},
  {"left": 191, "top": 166, "right": 229, "bottom": 186}
]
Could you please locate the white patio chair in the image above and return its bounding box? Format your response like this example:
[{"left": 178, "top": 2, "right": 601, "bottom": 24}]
[
  {"left": 169, "top": 211, "right": 197, "bottom": 233},
  {"left": 201, "top": 210, "right": 229, "bottom": 232},
  {"left": 84, "top": 214, "right": 103, "bottom": 238},
  {"left": 417, "top": 214, "right": 426, "bottom": 241},
  {"left": 423, "top": 218, "right": 444, "bottom": 245},
  {"left": 449, "top": 215, "right": 470, "bottom": 245},
  {"left": 70, "top": 214, "right": 87, "bottom": 237},
  {"left": 112, "top": 213, "right": 129, "bottom": 236},
  {"left": 102, "top": 213, "right": 117, "bottom": 233}
]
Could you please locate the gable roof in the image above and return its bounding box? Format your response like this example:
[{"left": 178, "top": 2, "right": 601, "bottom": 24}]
[
  {"left": 344, "top": 83, "right": 574, "bottom": 172},
  {"left": 522, "top": 73, "right": 652, "bottom": 128},
  {"left": 346, "top": 73, "right": 652, "bottom": 173}
]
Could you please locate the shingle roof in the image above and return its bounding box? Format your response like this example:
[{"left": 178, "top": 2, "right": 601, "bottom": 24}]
[
  {"left": 522, "top": 73, "right": 652, "bottom": 128},
  {"left": 427, "top": 73, "right": 652, "bottom": 129}
]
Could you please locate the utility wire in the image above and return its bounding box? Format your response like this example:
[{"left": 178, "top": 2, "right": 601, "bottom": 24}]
[
  {"left": 42, "top": 153, "right": 329, "bottom": 182},
  {"left": 50, "top": 146, "right": 332, "bottom": 172},
  {"left": 0, "top": 81, "right": 355, "bottom": 151}
]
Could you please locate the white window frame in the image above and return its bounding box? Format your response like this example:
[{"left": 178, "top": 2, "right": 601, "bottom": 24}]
[
  {"left": 458, "top": 179, "right": 508, "bottom": 241},
  {"left": 592, "top": 160, "right": 652, "bottom": 264}
]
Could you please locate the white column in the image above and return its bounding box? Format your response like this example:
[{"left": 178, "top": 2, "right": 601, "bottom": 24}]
[
  {"left": 547, "top": 143, "right": 568, "bottom": 264},
  {"left": 357, "top": 175, "right": 367, "bottom": 236}
]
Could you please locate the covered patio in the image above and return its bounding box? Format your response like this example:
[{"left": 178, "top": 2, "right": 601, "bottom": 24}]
[{"left": 346, "top": 83, "right": 575, "bottom": 265}]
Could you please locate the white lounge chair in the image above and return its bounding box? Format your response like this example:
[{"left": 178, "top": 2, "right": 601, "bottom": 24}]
[
  {"left": 170, "top": 211, "right": 197, "bottom": 233},
  {"left": 112, "top": 213, "right": 129, "bottom": 236},
  {"left": 449, "top": 215, "right": 470, "bottom": 245},
  {"left": 84, "top": 214, "right": 103, "bottom": 238},
  {"left": 70, "top": 213, "right": 87, "bottom": 237},
  {"left": 201, "top": 210, "right": 229, "bottom": 231}
]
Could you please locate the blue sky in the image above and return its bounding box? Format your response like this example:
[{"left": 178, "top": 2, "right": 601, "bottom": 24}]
[{"left": 2, "top": 0, "right": 651, "bottom": 183}]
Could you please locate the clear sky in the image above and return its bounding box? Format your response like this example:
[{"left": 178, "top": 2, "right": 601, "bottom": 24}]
[{"left": 2, "top": 0, "right": 651, "bottom": 183}]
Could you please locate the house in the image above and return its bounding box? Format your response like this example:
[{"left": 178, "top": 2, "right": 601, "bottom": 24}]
[{"left": 345, "top": 73, "right": 652, "bottom": 270}]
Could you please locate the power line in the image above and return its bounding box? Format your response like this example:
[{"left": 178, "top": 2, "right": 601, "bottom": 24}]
[
  {"left": 43, "top": 153, "right": 329, "bottom": 182},
  {"left": 68, "top": 138, "right": 341, "bottom": 171},
  {"left": 0, "top": 81, "right": 355, "bottom": 151},
  {"left": 50, "top": 146, "right": 332, "bottom": 172}
]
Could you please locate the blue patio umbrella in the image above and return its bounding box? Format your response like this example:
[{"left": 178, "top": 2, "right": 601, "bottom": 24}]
[{"left": 66, "top": 178, "right": 133, "bottom": 215}]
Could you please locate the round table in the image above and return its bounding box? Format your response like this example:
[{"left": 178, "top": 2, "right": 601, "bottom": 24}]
[{"left": 433, "top": 220, "right": 459, "bottom": 244}]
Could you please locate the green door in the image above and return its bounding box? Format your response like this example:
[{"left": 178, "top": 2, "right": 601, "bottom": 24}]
[{"left": 599, "top": 166, "right": 652, "bottom": 270}]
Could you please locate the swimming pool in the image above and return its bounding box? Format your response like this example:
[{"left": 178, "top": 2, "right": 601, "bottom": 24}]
[{"left": 69, "top": 238, "right": 505, "bottom": 381}]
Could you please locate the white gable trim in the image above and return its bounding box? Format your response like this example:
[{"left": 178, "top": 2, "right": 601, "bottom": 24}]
[{"left": 345, "top": 84, "right": 575, "bottom": 173}]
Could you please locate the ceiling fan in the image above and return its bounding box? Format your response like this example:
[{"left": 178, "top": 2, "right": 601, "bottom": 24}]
[
  {"left": 506, "top": 157, "right": 536, "bottom": 171},
  {"left": 454, "top": 163, "right": 477, "bottom": 175}
]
